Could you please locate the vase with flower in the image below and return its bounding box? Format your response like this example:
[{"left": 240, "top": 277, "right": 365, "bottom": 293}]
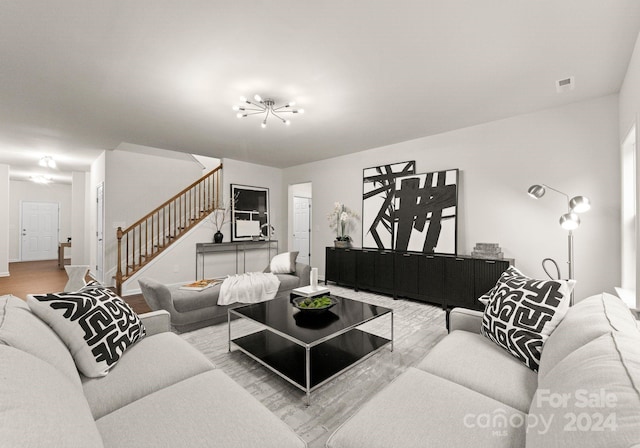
[{"left": 328, "top": 202, "right": 359, "bottom": 248}]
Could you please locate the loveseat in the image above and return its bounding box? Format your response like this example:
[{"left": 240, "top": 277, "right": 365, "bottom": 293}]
[
  {"left": 327, "top": 292, "right": 640, "bottom": 447},
  {"left": 0, "top": 294, "right": 306, "bottom": 448},
  {"left": 139, "top": 262, "right": 311, "bottom": 332}
]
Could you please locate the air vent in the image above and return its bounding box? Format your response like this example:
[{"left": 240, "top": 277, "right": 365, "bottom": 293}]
[{"left": 556, "top": 76, "right": 575, "bottom": 93}]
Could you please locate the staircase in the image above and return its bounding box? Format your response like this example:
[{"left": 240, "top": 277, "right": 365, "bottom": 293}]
[{"left": 115, "top": 164, "right": 222, "bottom": 295}]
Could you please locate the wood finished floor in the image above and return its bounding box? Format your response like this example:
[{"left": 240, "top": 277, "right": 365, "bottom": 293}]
[{"left": 0, "top": 260, "right": 151, "bottom": 314}]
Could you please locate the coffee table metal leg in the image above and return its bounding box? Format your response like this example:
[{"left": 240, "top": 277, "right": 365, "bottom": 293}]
[{"left": 305, "top": 346, "right": 311, "bottom": 406}]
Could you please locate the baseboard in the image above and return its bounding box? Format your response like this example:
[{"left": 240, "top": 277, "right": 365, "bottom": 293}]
[{"left": 0, "top": 271, "right": 9, "bottom": 277}]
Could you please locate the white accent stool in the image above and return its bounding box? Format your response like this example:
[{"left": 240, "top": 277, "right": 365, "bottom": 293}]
[{"left": 64, "top": 265, "right": 90, "bottom": 292}]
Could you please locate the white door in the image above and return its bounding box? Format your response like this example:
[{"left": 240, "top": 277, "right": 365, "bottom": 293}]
[
  {"left": 96, "top": 183, "right": 104, "bottom": 283},
  {"left": 21, "top": 201, "right": 59, "bottom": 261},
  {"left": 293, "top": 196, "right": 311, "bottom": 265}
]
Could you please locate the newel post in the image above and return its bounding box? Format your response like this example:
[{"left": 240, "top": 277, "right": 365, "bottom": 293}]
[{"left": 116, "top": 227, "right": 123, "bottom": 296}]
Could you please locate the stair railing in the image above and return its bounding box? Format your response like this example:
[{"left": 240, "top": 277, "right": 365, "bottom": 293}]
[{"left": 115, "top": 164, "right": 222, "bottom": 295}]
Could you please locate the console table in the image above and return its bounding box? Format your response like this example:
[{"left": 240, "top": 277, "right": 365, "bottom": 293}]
[{"left": 195, "top": 240, "right": 278, "bottom": 279}]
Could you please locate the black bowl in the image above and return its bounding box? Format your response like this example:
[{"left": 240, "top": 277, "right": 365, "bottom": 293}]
[
  {"left": 293, "top": 311, "right": 339, "bottom": 329},
  {"left": 292, "top": 296, "right": 338, "bottom": 313}
]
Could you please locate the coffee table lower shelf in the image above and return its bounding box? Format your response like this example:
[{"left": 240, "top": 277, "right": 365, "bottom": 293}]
[{"left": 230, "top": 328, "right": 391, "bottom": 401}]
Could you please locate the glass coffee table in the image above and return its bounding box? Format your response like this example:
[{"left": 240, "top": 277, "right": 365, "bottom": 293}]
[{"left": 228, "top": 295, "right": 393, "bottom": 405}]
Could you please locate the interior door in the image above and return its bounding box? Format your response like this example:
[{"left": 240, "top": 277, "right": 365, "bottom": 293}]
[
  {"left": 293, "top": 196, "right": 311, "bottom": 265},
  {"left": 96, "top": 183, "right": 104, "bottom": 283},
  {"left": 21, "top": 201, "right": 59, "bottom": 261}
]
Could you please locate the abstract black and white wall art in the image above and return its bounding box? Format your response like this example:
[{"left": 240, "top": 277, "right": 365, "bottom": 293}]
[
  {"left": 231, "top": 184, "right": 270, "bottom": 241},
  {"left": 393, "top": 169, "right": 458, "bottom": 253},
  {"left": 362, "top": 161, "right": 416, "bottom": 249}
]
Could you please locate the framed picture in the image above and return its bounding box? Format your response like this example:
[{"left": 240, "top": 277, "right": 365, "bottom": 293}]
[
  {"left": 393, "top": 169, "right": 458, "bottom": 254},
  {"left": 231, "top": 184, "right": 270, "bottom": 241},
  {"left": 362, "top": 161, "right": 416, "bottom": 249}
]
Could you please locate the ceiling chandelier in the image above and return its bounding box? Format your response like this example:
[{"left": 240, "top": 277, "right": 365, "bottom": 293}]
[
  {"left": 233, "top": 95, "right": 304, "bottom": 128},
  {"left": 38, "top": 156, "right": 56, "bottom": 168}
]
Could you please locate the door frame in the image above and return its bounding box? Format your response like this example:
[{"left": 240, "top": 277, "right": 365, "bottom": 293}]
[{"left": 96, "top": 182, "right": 105, "bottom": 283}]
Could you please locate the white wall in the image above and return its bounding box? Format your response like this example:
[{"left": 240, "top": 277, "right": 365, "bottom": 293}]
[
  {"left": 283, "top": 95, "right": 621, "bottom": 300},
  {"left": 102, "top": 149, "right": 204, "bottom": 284},
  {"left": 8, "top": 180, "right": 72, "bottom": 262},
  {"left": 619, "top": 29, "right": 640, "bottom": 307},
  {"left": 71, "top": 171, "right": 88, "bottom": 264},
  {"left": 0, "top": 164, "right": 9, "bottom": 276},
  {"left": 89, "top": 151, "right": 106, "bottom": 280},
  {"left": 121, "top": 157, "right": 284, "bottom": 295}
]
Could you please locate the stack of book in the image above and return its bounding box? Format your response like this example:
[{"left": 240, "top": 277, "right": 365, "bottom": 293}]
[{"left": 471, "top": 243, "right": 503, "bottom": 259}]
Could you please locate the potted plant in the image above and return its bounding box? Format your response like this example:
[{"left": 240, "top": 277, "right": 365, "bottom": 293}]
[{"left": 328, "top": 202, "right": 359, "bottom": 248}]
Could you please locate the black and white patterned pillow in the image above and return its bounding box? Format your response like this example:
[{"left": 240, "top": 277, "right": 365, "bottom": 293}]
[
  {"left": 480, "top": 266, "right": 574, "bottom": 371},
  {"left": 27, "top": 286, "right": 146, "bottom": 378}
]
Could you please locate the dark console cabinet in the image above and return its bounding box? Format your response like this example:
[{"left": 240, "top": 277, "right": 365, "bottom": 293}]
[
  {"left": 325, "top": 247, "right": 511, "bottom": 309},
  {"left": 394, "top": 252, "right": 421, "bottom": 299},
  {"left": 325, "top": 247, "right": 357, "bottom": 288},
  {"left": 357, "top": 250, "right": 394, "bottom": 294},
  {"left": 419, "top": 255, "right": 445, "bottom": 306},
  {"left": 444, "top": 257, "right": 476, "bottom": 309}
]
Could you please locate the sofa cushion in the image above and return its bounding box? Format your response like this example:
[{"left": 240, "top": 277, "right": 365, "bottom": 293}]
[
  {"left": 528, "top": 332, "right": 640, "bottom": 448},
  {"left": 171, "top": 284, "right": 222, "bottom": 313},
  {"left": 275, "top": 273, "right": 301, "bottom": 291},
  {"left": 417, "top": 330, "right": 538, "bottom": 413},
  {"left": 96, "top": 369, "right": 306, "bottom": 448},
  {"left": 539, "top": 292, "right": 640, "bottom": 378},
  {"left": 0, "top": 345, "right": 104, "bottom": 448},
  {"left": 0, "top": 294, "right": 81, "bottom": 388},
  {"left": 480, "top": 266, "right": 574, "bottom": 371},
  {"left": 27, "top": 287, "right": 146, "bottom": 378},
  {"left": 270, "top": 251, "right": 299, "bottom": 274},
  {"left": 326, "top": 367, "right": 526, "bottom": 448},
  {"left": 82, "top": 332, "right": 215, "bottom": 419}
]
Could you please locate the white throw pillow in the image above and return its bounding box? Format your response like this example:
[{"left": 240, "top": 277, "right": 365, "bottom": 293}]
[
  {"left": 27, "top": 286, "right": 146, "bottom": 378},
  {"left": 480, "top": 266, "right": 575, "bottom": 371},
  {"left": 270, "top": 251, "right": 299, "bottom": 274}
]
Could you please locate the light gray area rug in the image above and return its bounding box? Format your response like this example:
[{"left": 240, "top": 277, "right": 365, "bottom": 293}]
[{"left": 180, "top": 286, "right": 447, "bottom": 448}]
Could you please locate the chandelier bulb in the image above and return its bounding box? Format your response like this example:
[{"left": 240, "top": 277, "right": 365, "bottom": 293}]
[
  {"left": 239, "top": 96, "right": 247, "bottom": 102},
  {"left": 288, "top": 101, "right": 296, "bottom": 107},
  {"left": 236, "top": 113, "right": 244, "bottom": 118},
  {"left": 232, "top": 105, "right": 239, "bottom": 111},
  {"left": 285, "top": 120, "right": 291, "bottom": 125},
  {"left": 254, "top": 94, "right": 263, "bottom": 102},
  {"left": 298, "top": 108, "right": 305, "bottom": 114},
  {"left": 261, "top": 121, "right": 267, "bottom": 128}
]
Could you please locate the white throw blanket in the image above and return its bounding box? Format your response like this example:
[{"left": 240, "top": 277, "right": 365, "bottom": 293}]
[{"left": 217, "top": 272, "right": 281, "bottom": 306}]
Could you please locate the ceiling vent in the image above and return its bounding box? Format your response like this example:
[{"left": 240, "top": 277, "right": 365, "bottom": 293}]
[{"left": 556, "top": 76, "right": 575, "bottom": 93}]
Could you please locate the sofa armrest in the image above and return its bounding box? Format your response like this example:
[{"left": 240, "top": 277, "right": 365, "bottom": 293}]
[
  {"left": 139, "top": 310, "right": 171, "bottom": 336},
  {"left": 295, "top": 263, "right": 311, "bottom": 287},
  {"left": 448, "top": 307, "right": 484, "bottom": 334}
]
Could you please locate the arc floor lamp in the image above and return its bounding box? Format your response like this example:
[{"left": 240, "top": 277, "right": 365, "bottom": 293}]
[{"left": 527, "top": 184, "right": 591, "bottom": 304}]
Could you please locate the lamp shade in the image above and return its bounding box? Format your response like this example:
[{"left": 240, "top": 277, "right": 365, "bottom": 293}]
[
  {"left": 528, "top": 184, "right": 546, "bottom": 199},
  {"left": 559, "top": 212, "right": 580, "bottom": 230},
  {"left": 569, "top": 195, "right": 591, "bottom": 213}
]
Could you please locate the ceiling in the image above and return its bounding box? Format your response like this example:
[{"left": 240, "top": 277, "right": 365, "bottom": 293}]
[{"left": 1, "top": 1, "right": 640, "bottom": 183}]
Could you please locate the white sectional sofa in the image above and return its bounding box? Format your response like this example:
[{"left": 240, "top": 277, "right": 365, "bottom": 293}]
[
  {"left": 0, "top": 294, "right": 306, "bottom": 448},
  {"left": 327, "top": 292, "right": 640, "bottom": 448}
]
